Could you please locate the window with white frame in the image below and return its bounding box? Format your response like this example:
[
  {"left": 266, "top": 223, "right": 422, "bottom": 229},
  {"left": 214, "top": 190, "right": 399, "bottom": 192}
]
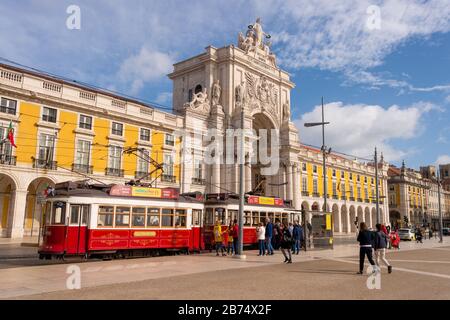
[
  {"left": 163, "top": 154, "right": 174, "bottom": 176},
  {"left": 0, "top": 126, "right": 13, "bottom": 161},
  {"left": 302, "top": 177, "right": 308, "bottom": 192},
  {"left": 137, "top": 149, "right": 149, "bottom": 174},
  {"left": 313, "top": 165, "right": 317, "bottom": 173},
  {"left": 38, "top": 134, "right": 55, "bottom": 162},
  {"left": 140, "top": 128, "right": 151, "bottom": 142},
  {"left": 302, "top": 163, "right": 307, "bottom": 172},
  {"left": 341, "top": 183, "right": 346, "bottom": 196},
  {"left": 313, "top": 178, "right": 318, "bottom": 194},
  {"left": 332, "top": 181, "right": 337, "bottom": 195},
  {"left": 165, "top": 133, "right": 174, "bottom": 146},
  {"left": 79, "top": 115, "right": 92, "bottom": 130},
  {"left": 111, "top": 122, "right": 123, "bottom": 136},
  {"left": 75, "top": 140, "right": 90, "bottom": 166},
  {"left": 194, "top": 158, "right": 203, "bottom": 179},
  {"left": 42, "top": 107, "right": 57, "bottom": 123},
  {"left": 0, "top": 97, "right": 17, "bottom": 115},
  {"left": 108, "top": 145, "right": 122, "bottom": 169},
  {"left": 341, "top": 171, "right": 345, "bottom": 179},
  {"left": 350, "top": 186, "right": 354, "bottom": 198},
  {"left": 365, "top": 188, "right": 368, "bottom": 200}
]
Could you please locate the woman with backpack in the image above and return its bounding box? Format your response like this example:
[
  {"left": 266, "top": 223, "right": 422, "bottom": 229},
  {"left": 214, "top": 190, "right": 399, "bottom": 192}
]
[{"left": 280, "top": 221, "right": 293, "bottom": 263}]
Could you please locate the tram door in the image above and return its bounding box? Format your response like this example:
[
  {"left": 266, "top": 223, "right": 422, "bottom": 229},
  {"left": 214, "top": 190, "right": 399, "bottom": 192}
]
[
  {"left": 66, "top": 205, "right": 90, "bottom": 255},
  {"left": 191, "top": 209, "right": 204, "bottom": 251}
]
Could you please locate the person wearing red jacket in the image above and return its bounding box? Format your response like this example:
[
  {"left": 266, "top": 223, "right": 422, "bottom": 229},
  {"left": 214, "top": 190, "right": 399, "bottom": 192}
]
[{"left": 232, "top": 219, "right": 239, "bottom": 254}]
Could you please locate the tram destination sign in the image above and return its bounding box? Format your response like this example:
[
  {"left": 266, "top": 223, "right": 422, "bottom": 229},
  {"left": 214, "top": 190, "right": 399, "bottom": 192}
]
[
  {"left": 109, "top": 185, "right": 179, "bottom": 199},
  {"left": 247, "top": 195, "right": 284, "bottom": 206}
]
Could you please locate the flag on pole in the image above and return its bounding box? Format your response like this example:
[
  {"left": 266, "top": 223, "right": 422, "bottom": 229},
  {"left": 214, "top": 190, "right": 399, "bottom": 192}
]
[{"left": 7, "top": 121, "right": 17, "bottom": 148}]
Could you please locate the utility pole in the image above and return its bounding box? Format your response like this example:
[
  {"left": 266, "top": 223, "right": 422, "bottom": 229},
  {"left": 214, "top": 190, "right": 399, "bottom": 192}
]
[
  {"left": 438, "top": 170, "right": 444, "bottom": 243},
  {"left": 375, "top": 147, "right": 380, "bottom": 224},
  {"left": 321, "top": 97, "right": 327, "bottom": 215},
  {"left": 236, "top": 106, "right": 246, "bottom": 258}
]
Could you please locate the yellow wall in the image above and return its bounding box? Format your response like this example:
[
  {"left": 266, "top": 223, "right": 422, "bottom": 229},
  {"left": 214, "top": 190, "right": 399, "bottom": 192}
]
[
  {"left": 16, "top": 102, "right": 39, "bottom": 164},
  {"left": 123, "top": 124, "right": 138, "bottom": 176},
  {"left": 56, "top": 111, "right": 77, "bottom": 169},
  {"left": 1, "top": 185, "right": 11, "bottom": 228},
  {"left": 92, "top": 118, "right": 109, "bottom": 173},
  {"left": 151, "top": 131, "right": 164, "bottom": 179}
]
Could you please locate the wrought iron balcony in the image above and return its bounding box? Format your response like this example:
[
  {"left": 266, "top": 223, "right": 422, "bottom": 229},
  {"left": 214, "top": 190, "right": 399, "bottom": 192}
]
[
  {"left": 0, "top": 154, "right": 16, "bottom": 166},
  {"left": 312, "top": 192, "right": 320, "bottom": 198},
  {"left": 365, "top": 199, "right": 370, "bottom": 203},
  {"left": 72, "top": 163, "right": 93, "bottom": 174},
  {"left": 161, "top": 174, "right": 176, "bottom": 183},
  {"left": 105, "top": 167, "right": 124, "bottom": 177},
  {"left": 192, "top": 177, "right": 206, "bottom": 185},
  {"left": 135, "top": 171, "right": 150, "bottom": 180},
  {"left": 357, "top": 198, "right": 363, "bottom": 202},
  {"left": 332, "top": 194, "right": 339, "bottom": 200},
  {"left": 301, "top": 191, "right": 310, "bottom": 197},
  {"left": 349, "top": 197, "right": 355, "bottom": 201},
  {"left": 341, "top": 195, "right": 347, "bottom": 200},
  {"left": 33, "top": 158, "right": 57, "bottom": 170}
]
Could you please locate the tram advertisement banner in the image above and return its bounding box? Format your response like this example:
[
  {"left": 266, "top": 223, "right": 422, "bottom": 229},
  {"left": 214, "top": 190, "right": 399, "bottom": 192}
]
[
  {"left": 109, "top": 185, "right": 179, "bottom": 199},
  {"left": 247, "top": 196, "right": 284, "bottom": 206}
]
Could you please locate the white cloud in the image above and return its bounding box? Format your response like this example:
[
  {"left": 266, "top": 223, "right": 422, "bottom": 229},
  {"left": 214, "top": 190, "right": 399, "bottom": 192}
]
[
  {"left": 446, "top": 95, "right": 450, "bottom": 104},
  {"left": 155, "top": 91, "right": 172, "bottom": 105},
  {"left": 436, "top": 155, "right": 450, "bottom": 165},
  {"left": 294, "top": 101, "right": 440, "bottom": 162},
  {"left": 118, "top": 48, "right": 174, "bottom": 94}
]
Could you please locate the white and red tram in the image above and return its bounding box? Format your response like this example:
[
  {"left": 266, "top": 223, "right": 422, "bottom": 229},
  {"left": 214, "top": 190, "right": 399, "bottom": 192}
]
[{"left": 38, "top": 182, "right": 297, "bottom": 260}]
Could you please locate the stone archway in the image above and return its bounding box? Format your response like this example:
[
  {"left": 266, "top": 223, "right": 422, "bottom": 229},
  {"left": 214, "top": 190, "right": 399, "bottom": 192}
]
[
  {"left": 0, "top": 173, "right": 17, "bottom": 237},
  {"left": 24, "top": 178, "right": 55, "bottom": 237},
  {"left": 250, "top": 113, "right": 277, "bottom": 196},
  {"left": 357, "top": 206, "right": 364, "bottom": 225},
  {"left": 332, "top": 203, "right": 340, "bottom": 233},
  {"left": 349, "top": 205, "right": 356, "bottom": 232},
  {"left": 341, "top": 205, "right": 349, "bottom": 233},
  {"left": 371, "top": 208, "right": 377, "bottom": 228},
  {"left": 364, "top": 207, "right": 371, "bottom": 229},
  {"left": 311, "top": 202, "right": 320, "bottom": 212},
  {"left": 301, "top": 201, "right": 311, "bottom": 222}
]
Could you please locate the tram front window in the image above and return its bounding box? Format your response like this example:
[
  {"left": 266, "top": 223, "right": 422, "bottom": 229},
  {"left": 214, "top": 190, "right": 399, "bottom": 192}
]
[
  {"left": 52, "top": 201, "right": 66, "bottom": 225},
  {"left": 252, "top": 212, "right": 260, "bottom": 226},
  {"left": 44, "top": 202, "right": 52, "bottom": 225},
  {"left": 174, "top": 209, "right": 187, "bottom": 227},
  {"left": 244, "top": 211, "right": 251, "bottom": 226},
  {"left": 214, "top": 208, "right": 226, "bottom": 224}
]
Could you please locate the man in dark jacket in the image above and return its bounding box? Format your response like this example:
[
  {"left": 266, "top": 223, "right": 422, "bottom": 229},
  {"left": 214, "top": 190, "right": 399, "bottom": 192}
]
[
  {"left": 357, "top": 222, "right": 376, "bottom": 274},
  {"left": 292, "top": 221, "right": 302, "bottom": 254},
  {"left": 265, "top": 219, "right": 274, "bottom": 255},
  {"left": 374, "top": 224, "right": 392, "bottom": 273}
]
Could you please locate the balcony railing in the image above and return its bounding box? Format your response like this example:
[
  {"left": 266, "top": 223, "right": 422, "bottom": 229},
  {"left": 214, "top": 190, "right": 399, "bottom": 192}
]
[
  {"left": 72, "top": 163, "right": 93, "bottom": 174},
  {"left": 357, "top": 198, "right": 363, "bottom": 202},
  {"left": 33, "top": 158, "right": 57, "bottom": 170},
  {"left": 332, "top": 194, "right": 339, "bottom": 200},
  {"left": 105, "top": 167, "right": 124, "bottom": 177},
  {"left": 192, "top": 177, "right": 206, "bottom": 185},
  {"left": 302, "top": 191, "right": 310, "bottom": 197},
  {"left": 0, "top": 154, "right": 16, "bottom": 166},
  {"left": 349, "top": 197, "right": 355, "bottom": 201},
  {"left": 341, "top": 196, "right": 347, "bottom": 200},
  {"left": 312, "top": 192, "right": 320, "bottom": 198},
  {"left": 135, "top": 171, "right": 150, "bottom": 180},
  {"left": 365, "top": 199, "right": 370, "bottom": 203},
  {"left": 161, "top": 174, "right": 176, "bottom": 183}
]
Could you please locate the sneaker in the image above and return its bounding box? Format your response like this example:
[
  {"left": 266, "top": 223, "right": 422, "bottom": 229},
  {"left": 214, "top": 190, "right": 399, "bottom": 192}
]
[
  {"left": 287, "top": 259, "right": 292, "bottom": 264},
  {"left": 216, "top": 253, "right": 219, "bottom": 256},
  {"left": 283, "top": 257, "right": 289, "bottom": 263},
  {"left": 388, "top": 266, "right": 392, "bottom": 274},
  {"left": 222, "top": 253, "right": 227, "bottom": 256},
  {"left": 356, "top": 271, "right": 363, "bottom": 275}
]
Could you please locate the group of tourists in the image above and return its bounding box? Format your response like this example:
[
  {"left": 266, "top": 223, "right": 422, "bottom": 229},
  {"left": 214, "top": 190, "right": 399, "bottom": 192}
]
[
  {"left": 213, "top": 218, "right": 304, "bottom": 264},
  {"left": 357, "top": 222, "right": 393, "bottom": 274}
]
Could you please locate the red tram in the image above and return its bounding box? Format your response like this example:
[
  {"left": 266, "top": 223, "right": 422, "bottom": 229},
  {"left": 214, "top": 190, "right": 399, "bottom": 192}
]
[{"left": 38, "top": 181, "right": 297, "bottom": 260}]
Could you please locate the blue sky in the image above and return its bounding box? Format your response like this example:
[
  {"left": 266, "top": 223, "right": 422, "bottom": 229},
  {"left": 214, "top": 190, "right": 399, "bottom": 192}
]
[{"left": 1, "top": 0, "right": 449, "bottom": 169}]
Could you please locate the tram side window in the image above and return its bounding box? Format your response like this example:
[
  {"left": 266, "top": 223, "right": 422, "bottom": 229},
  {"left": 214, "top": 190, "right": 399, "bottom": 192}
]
[
  {"left": 192, "top": 209, "right": 202, "bottom": 226},
  {"left": 174, "top": 209, "right": 187, "bottom": 227},
  {"left": 228, "top": 210, "right": 238, "bottom": 224},
  {"left": 260, "top": 212, "right": 268, "bottom": 224},
  {"left": 44, "top": 202, "right": 52, "bottom": 225},
  {"left": 115, "top": 206, "right": 130, "bottom": 227},
  {"left": 52, "top": 202, "right": 66, "bottom": 225},
  {"left": 98, "top": 206, "right": 114, "bottom": 227},
  {"left": 146, "top": 208, "right": 160, "bottom": 227},
  {"left": 214, "top": 208, "right": 226, "bottom": 224},
  {"left": 205, "top": 208, "right": 214, "bottom": 225},
  {"left": 132, "top": 207, "right": 145, "bottom": 227},
  {"left": 252, "top": 212, "right": 260, "bottom": 226},
  {"left": 274, "top": 213, "right": 281, "bottom": 223},
  {"left": 244, "top": 211, "right": 252, "bottom": 226},
  {"left": 81, "top": 205, "right": 90, "bottom": 225},
  {"left": 161, "top": 208, "right": 174, "bottom": 227}
]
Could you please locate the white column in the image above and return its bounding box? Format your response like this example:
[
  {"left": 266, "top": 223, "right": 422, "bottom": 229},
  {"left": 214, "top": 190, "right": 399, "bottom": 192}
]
[
  {"left": 245, "top": 163, "right": 252, "bottom": 193},
  {"left": 292, "top": 163, "right": 301, "bottom": 209},
  {"left": 9, "top": 189, "right": 28, "bottom": 239},
  {"left": 336, "top": 210, "right": 342, "bottom": 233},
  {"left": 286, "top": 164, "right": 293, "bottom": 202}
]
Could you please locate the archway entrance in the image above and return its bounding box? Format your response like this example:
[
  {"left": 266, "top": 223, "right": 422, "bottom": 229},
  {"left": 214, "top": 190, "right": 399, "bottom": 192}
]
[
  {"left": 364, "top": 207, "right": 371, "bottom": 229},
  {"left": 349, "top": 206, "right": 356, "bottom": 232},
  {"left": 24, "top": 178, "right": 55, "bottom": 237},
  {"left": 332, "top": 204, "right": 340, "bottom": 233},
  {"left": 389, "top": 210, "right": 401, "bottom": 228},
  {"left": 0, "top": 174, "right": 17, "bottom": 237},
  {"left": 250, "top": 113, "right": 276, "bottom": 197},
  {"left": 341, "top": 205, "right": 349, "bottom": 233}
]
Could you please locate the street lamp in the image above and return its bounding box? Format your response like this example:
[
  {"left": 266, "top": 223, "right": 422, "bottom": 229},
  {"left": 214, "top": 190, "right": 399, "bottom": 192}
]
[
  {"left": 304, "top": 97, "right": 330, "bottom": 214},
  {"left": 437, "top": 170, "right": 444, "bottom": 243}
]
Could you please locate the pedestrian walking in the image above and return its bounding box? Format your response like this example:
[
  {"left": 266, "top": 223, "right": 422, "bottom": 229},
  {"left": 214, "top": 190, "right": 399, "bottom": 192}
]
[
  {"left": 265, "top": 218, "right": 274, "bottom": 255},
  {"left": 357, "top": 222, "right": 376, "bottom": 274},
  {"left": 273, "top": 219, "right": 282, "bottom": 250},
  {"left": 214, "top": 220, "right": 226, "bottom": 256},
  {"left": 429, "top": 228, "right": 433, "bottom": 240},
  {"left": 292, "top": 221, "right": 302, "bottom": 254},
  {"left": 256, "top": 223, "right": 266, "bottom": 256},
  {"left": 227, "top": 223, "right": 234, "bottom": 255},
  {"left": 232, "top": 219, "right": 239, "bottom": 254},
  {"left": 374, "top": 224, "right": 392, "bottom": 274},
  {"left": 415, "top": 228, "right": 423, "bottom": 243},
  {"left": 280, "top": 222, "right": 294, "bottom": 263}
]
